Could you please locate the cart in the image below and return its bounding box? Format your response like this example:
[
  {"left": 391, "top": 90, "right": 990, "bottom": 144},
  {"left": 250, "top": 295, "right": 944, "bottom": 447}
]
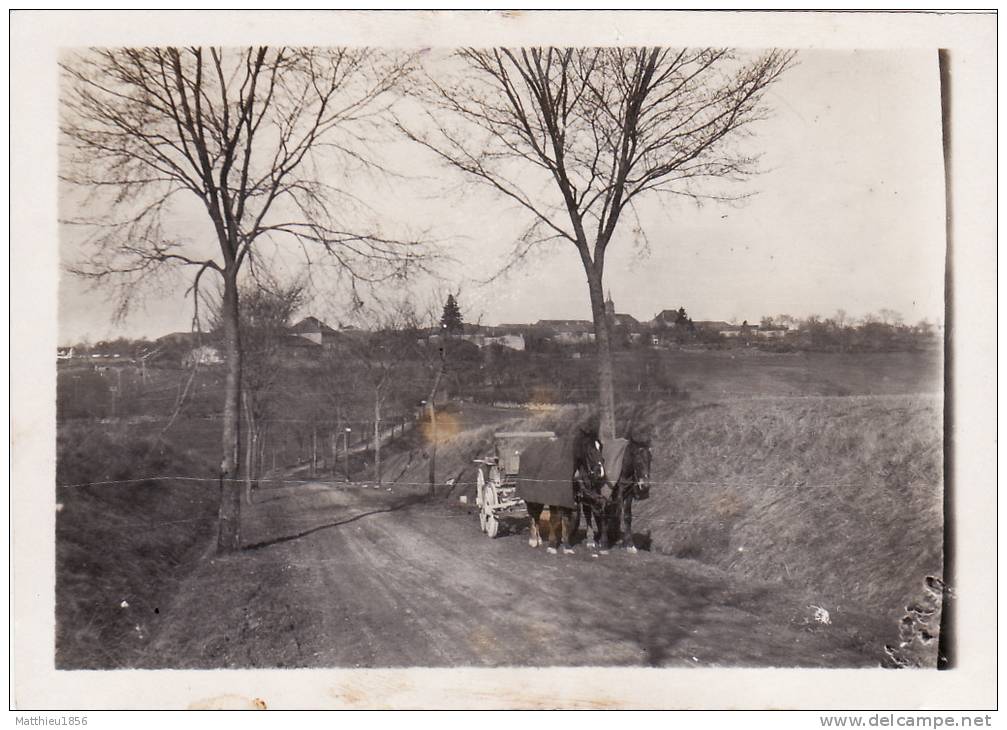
[{"left": 474, "top": 431, "right": 581, "bottom": 538}]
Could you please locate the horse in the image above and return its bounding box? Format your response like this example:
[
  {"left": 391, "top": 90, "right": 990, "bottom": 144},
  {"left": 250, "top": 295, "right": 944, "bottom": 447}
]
[
  {"left": 526, "top": 428, "right": 606, "bottom": 555},
  {"left": 583, "top": 433, "right": 653, "bottom": 554}
]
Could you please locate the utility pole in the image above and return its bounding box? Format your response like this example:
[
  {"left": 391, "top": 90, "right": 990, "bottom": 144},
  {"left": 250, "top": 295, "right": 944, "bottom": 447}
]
[
  {"left": 311, "top": 425, "right": 317, "bottom": 478},
  {"left": 374, "top": 394, "right": 382, "bottom": 485},
  {"left": 426, "top": 341, "right": 447, "bottom": 497},
  {"left": 343, "top": 427, "right": 351, "bottom": 481},
  {"left": 334, "top": 407, "right": 343, "bottom": 478},
  {"left": 109, "top": 373, "right": 118, "bottom": 419}
]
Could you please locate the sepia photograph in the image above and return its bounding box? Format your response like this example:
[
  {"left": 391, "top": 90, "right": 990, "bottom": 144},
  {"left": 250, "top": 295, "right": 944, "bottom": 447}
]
[{"left": 11, "top": 9, "right": 997, "bottom": 711}]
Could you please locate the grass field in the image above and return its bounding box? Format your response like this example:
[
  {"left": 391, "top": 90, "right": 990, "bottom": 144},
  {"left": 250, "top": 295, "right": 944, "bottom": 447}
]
[{"left": 616, "top": 348, "right": 941, "bottom": 399}]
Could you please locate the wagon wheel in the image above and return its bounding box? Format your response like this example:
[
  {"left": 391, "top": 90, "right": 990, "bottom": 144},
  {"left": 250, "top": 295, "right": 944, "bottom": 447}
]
[
  {"left": 483, "top": 482, "right": 500, "bottom": 538},
  {"left": 476, "top": 468, "right": 487, "bottom": 533}
]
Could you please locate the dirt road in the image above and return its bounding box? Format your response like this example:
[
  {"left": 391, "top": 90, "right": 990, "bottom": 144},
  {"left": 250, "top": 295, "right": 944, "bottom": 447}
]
[{"left": 140, "top": 481, "right": 882, "bottom": 669}]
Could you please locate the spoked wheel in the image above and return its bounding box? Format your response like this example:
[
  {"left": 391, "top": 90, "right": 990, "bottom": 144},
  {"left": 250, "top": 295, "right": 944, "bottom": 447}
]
[
  {"left": 477, "top": 468, "right": 487, "bottom": 533},
  {"left": 483, "top": 483, "right": 500, "bottom": 538}
]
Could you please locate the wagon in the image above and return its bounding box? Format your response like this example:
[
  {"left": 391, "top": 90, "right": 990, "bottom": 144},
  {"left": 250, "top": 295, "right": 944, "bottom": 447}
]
[{"left": 474, "top": 431, "right": 580, "bottom": 538}]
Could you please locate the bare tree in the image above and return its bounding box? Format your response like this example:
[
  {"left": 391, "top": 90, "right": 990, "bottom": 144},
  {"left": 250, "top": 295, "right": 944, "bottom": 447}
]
[
  {"left": 340, "top": 301, "right": 426, "bottom": 485},
  {"left": 775, "top": 313, "right": 798, "bottom": 330},
  {"left": 61, "top": 47, "right": 425, "bottom": 551},
  {"left": 877, "top": 308, "right": 905, "bottom": 327},
  {"left": 404, "top": 47, "right": 794, "bottom": 438},
  {"left": 208, "top": 278, "right": 305, "bottom": 504}
]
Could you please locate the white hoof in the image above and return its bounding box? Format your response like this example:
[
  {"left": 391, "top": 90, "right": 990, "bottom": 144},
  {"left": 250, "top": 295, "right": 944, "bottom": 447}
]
[
  {"left": 563, "top": 547, "right": 575, "bottom": 555},
  {"left": 625, "top": 546, "right": 638, "bottom": 555},
  {"left": 546, "top": 547, "right": 558, "bottom": 555},
  {"left": 599, "top": 549, "right": 609, "bottom": 556},
  {"left": 529, "top": 537, "right": 540, "bottom": 548},
  {"left": 585, "top": 539, "right": 596, "bottom": 550}
]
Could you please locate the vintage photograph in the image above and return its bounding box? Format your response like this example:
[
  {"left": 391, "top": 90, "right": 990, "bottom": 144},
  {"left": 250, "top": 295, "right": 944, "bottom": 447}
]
[
  {"left": 52, "top": 40, "right": 948, "bottom": 673},
  {"left": 11, "top": 8, "right": 996, "bottom": 711}
]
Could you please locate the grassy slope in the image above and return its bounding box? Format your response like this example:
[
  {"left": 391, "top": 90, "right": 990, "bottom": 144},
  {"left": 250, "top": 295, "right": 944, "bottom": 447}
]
[
  {"left": 633, "top": 396, "right": 943, "bottom": 630},
  {"left": 55, "top": 422, "right": 218, "bottom": 668}
]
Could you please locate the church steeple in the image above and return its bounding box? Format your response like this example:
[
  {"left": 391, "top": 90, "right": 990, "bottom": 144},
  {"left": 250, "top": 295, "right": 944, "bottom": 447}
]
[{"left": 604, "top": 290, "right": 615, "bottom": 318}]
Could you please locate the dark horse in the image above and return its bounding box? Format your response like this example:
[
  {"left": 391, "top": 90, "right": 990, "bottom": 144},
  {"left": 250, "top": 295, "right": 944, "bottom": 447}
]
[
  {"left": 583, "top": 433, "right": 653, "bottom": 554},
  {"left": 526, "top": 428, "right": 606, "bottom": 555}
]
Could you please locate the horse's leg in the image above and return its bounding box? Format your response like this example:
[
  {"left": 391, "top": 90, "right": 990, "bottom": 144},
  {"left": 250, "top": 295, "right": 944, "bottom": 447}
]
[
  {"left": 527, "top": 502, "right": 542, "bottom": 548},
  {"left": 583, "top": 501, "right": 596, "bottom": 549},
  {"left": 606, "top": 488, "right": 620, "bottom": 547},
  {"left": 596, "top": 501, "right": 610, "bottom": 553},
  {"left": 545, "top": 506, "right": 562, "bottom": 553},
  {"left": 560, "top": 507, "right": 575, "bottom": 554},
  {"left": 622, "top": 492, "right": 637, "bottom": 553},
  {"left": 610, "top": 496, "right": 622, "bottom": 548}
]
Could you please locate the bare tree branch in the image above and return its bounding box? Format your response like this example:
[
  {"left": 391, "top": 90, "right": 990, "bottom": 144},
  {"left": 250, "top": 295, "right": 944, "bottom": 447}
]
[
  {"left": 60, "top": 45, "right": 428, "bottom": 551},
  {"left": 402, "top": 45, "right": 795, "bottom": 438}
]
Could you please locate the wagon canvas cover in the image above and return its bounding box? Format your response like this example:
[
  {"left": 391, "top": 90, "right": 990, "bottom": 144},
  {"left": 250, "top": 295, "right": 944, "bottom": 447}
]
[{"left": 513, "top": 436, "right": 577, "bottom": 509}]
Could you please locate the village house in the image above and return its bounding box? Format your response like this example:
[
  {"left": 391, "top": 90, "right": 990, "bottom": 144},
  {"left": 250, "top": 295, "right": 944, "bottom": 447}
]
[
  {"left": 459, "top": 331, "right": 526, "bottom": 351},
  {"left": 693, "top": 320, "right": 736, "bottom": 337},
  {"left": 182, "top": 344, "right": 224, "bottom": 367},
  {"left": 693, "top": 320, "right": 790, "bottom": 339},
  {"left": 604, "top": 295, "right": 638, "bottom": 327},
  {"left": 646, "top": 308, "right": 693, "bottom": 346},
  {"left": 755, "top": 325, "right": 789, "bottom": 339},
  {"left": 484, "top": 333, "right": 526, "bottom": 350},
  {"left": 651, "top": 309, "right": 689, "bottom": 329},
  {"left": 155, "top": 332, "right": 223, "bottom": 367},
  {"left": 534, "top": 319, "right": 595, "bottom": 345},
  {"left": 429, "top": 324, "right": 527, "bottom": 352},
  {"left": 289, "top": 316, "right": 341, "bottom": 348},
  {"left": 611, "top": 313, "right": 640, "bottom": 330},
  {"left": 604, "top": 296, "right": 643, "bottom": 343}
]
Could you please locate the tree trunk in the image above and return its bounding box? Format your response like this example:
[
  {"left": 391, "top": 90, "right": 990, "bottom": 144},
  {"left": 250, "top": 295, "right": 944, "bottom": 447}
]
[
  {"left": 586, "top": 265, "right": 617, "bottom": 441},
  {"left": 218, "top": 269, "right": 243, "bottom": 553},
  {"left": 243, "top": 392, "right": 255, "bottom": 506}
]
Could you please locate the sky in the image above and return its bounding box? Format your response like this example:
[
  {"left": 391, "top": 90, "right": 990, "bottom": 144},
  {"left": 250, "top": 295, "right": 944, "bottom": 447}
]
[{"left": 57, "top": 48, "right": 947, "bottom": 344}]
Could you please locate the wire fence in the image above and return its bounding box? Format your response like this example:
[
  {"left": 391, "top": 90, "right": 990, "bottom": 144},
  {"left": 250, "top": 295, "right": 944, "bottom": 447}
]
[
  {"left": 55, "top": 473, "right": 908, "bottom": 491},
  {"left": 55, "top": 473, "right": 941, "bottom": 535}
]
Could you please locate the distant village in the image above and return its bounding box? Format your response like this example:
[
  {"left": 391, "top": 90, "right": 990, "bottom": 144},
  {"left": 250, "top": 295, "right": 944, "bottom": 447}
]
[
  {"left": 59, "top": 291, "right": 937, "bottom": 368},
  {"left": 56, "top": 293, "right": 801, "bottom": 368}
]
